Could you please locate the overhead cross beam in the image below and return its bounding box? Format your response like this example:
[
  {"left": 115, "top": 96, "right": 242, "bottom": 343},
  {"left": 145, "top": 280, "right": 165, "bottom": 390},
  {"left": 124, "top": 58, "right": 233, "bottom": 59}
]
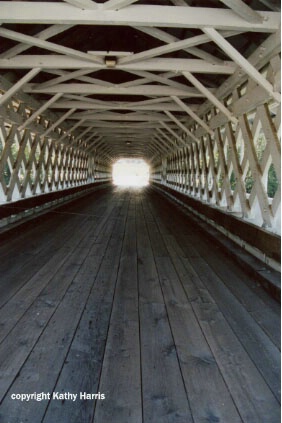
[
  {"left": 0, "top": 56, "right": 236, "bottom": 74},
  {"left": 103, "top": 0, "right": 138, "bottom": 10},
  {"left": 164, "top": 111, "right": 199, "bottom": 143},
  {"left": 0, "top": 24, "right": 73, "bottom": 59},
  {"left": 24, "top": 83, "right": 207, "bottom": 97},
  {"left": 50, "top": 100, "right": 198, "bottom": 112},
  {"left": 44, "top": 69, "right": 114, "bottom": 88},
  {"left": 37, "top": 69, "right": 97, "bottom": 90},
  {"left": 182, "top": 71, "right": 238, "bottom": 124},
  {"left": 119, "top": 34, "right": 226, "bottom": 65},
  {"left": 203, "top": 27, "right": 281, "bottom": 102},
  {"left": 0, "top": 27, "right": 103, "bottom": 65},
  {"left": 133, "top": 27, "right": 235, "bottom": 64},
  {"left": 63, "top": 0, "right": 98, "bottom": 9},
  {"left": 18, "top": 93, "right": 63, "bottom": 131},
  {"left": 171, "top": 95, "right": 214, "bottom": 136},
  {"left": 0, "top": 68, "right": 41, "bottom": 107},
  {"left": 41, "top": 108, "right": 76, "bottom": 138},
  {"left": 0, "top": 4, "right": 279, "bottom": 32},
  {"left": 218, "top": 0, "right": 264, "bottom": 23}
]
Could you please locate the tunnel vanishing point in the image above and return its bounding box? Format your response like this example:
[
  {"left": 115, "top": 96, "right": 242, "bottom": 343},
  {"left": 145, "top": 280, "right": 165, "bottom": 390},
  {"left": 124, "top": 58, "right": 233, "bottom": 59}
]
[{"left": 0, "top": 1, "right": 280, "bottom": 423}]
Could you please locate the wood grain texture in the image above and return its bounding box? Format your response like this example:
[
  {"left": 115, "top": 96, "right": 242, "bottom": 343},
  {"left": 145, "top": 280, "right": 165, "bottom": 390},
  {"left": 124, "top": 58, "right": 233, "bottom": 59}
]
[{"left": 0, "top": 186, "right": 279, "bottom": 423}]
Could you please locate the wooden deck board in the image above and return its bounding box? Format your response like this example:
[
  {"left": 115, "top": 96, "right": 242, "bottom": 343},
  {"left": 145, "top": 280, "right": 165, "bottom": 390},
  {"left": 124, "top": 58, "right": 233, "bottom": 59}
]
[
  {"left": 0, "top": 186, "right": 280, "bottom": 423},
  {"left": 147, "top": 190, "right": 281, "bottom": 402},
  {"left": 136, "top": 194, "right": 193, "bottom": 423}
]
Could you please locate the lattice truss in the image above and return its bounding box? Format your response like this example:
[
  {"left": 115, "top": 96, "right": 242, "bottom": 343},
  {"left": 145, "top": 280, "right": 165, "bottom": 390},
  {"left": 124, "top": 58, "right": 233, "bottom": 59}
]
[
  {"left": 0, "top": 91, "right": 111, "bottom": 203},
  {"left": 0, "top": 0, "right": 280, "bottom": 232},
  {"left": 151, "top": 49, "right": 281, "bottom": 233}
]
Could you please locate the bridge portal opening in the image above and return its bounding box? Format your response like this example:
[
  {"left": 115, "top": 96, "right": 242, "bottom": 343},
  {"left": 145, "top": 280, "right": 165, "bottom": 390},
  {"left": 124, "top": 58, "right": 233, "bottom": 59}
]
[{"left": 112, "top": 159, "right": 150, "bottom": 187}]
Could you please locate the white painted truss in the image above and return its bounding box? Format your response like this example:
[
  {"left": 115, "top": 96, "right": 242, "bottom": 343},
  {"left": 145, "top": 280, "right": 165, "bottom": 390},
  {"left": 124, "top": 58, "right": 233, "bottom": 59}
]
[{"left": 0, "top": 0, "right": 280, "bottom": 234}]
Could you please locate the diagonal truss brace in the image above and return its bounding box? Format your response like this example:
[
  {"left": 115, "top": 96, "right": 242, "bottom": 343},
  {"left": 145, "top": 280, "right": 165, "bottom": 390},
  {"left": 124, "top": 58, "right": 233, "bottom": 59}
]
[
  {"left": 183, "top": 71, "right": 238, "bottom": 124},
  {"left": 203, "top": 27, "right": 281, "bottom": 103}
]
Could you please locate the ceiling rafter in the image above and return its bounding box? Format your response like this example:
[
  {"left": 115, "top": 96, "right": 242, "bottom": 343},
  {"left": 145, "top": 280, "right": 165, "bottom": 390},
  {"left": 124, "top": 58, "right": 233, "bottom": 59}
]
[
  {"left": 18, "top": 93, "right": 63, "bottom": 131},
  {"left": 50, "top": 100, "right": 198, "bottom": 112},
  {"left": 203, "top": 27, "right": 280, "bottom": 102},
  {"left": 124, "top": 70, "right": 191, "bottom": 91},
  {"left": 37, "top": 70, "right": 98, "bottom": 90},
  {"left": 0, "top": 68, "right": 41, "bottom": 107},
  {"left": 23, "top": 83, "right": 208, "bottom": 97},
  {"left": 182, "top": 71, "right": 238, "bottom": 124},
  {"left": 44, "top": 70, "right": 115, "bottom": 88},
  {"left": 0, "top": 55, "right": 237, "bottom": 74},
  {"left": 164, "top": 110, "right": 199, "bottom": 143},
  {"left": 103, "top": 0, "right": 138, "bottom": 10},
  {"left": 0, "top": 4, "right": 279, "bottom": 31},
  {"left": 218, "top": 0, "right": 264, "bottom": 23},
  {"left": 119, "top": 33, "right": 232, "bottom": 65},
  {"left": 58, "top": 118, "right": 87, "bottom": 144},
  {"left": 134, "top": 26, "right": 229, "bottom": 65},
  {"left": 63, "top": 0, "right": 98, "bottom": 9},
  {"left": 41, "top": 108, "right": 76, "bottom": 138},
  {"left": 0, "top": 1, "right": 279, "bottom": 161},
  {"left": 0, "top": 27, "right": 103, "bottom": 65},
  {"left": 0, "top": 24, "right": 74, "bottom": 60},
  {"left": 171, "top": 95, "right": 214, "bottom": 135}
]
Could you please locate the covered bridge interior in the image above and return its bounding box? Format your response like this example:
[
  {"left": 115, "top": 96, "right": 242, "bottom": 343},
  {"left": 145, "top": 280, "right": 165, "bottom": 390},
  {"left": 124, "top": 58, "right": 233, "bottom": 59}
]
[{"left": 0, "top": 0, "right": 280, "bottom": 422}]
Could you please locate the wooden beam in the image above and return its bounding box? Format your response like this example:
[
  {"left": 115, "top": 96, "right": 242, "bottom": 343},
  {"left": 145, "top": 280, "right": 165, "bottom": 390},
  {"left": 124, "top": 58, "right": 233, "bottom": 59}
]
[
  {"left": 152, "top": 137, "right": 171, "bottom": 154},
  {"left": 134, "top": 26, "right": 225, "bottom": 64},
  {"left": 50, "top": 100, "right": 198, "bottom": 112},
  {"left": 58, "top": 118, "right": 86, "bottom": 144},
  {"left": 125, "top": 70, "right": 191, "bottom": 91},
  {"left": 155, "top": 132, "right": 176, "bottom": 151},
  {"left": 41, "top": 108, "right": 76, "bottom": 138},
  {"left": 258, "top": 0, "right": 280, "bottom": 11},
  {"left": 18, "top": 93, "right": 63, "bottom": 131},
  {"left": 170, "top": 0, "right": 191, "bottom": 5},
  {"left": 218, "top": 0, "right": 264, "bottom": 23},
  {"left": 182, "top": 71, "right": 238, "bottom": 124},
  {"left": 36, "top": 69, "right": 97, "bottom": 89},
  {"left": 70, "top": 113, "right": 170, "bottom": 121},
  {"left": 0, "top": 27, "right": 103, "bottom": 65},
  {"left": 203, "top": 27, "right": 281, "bottom": 103},
  {"left": 0, "top": 4, "right": 279, "bottom": 32},
  {"left": 0, "top": 55, "right": 236, "bottom": 74},
  {"left": 160, "top": 121, "right": 187, "bottom": 147},
  {"left": 171, "top": 95, "right": 214, "bottom": 136},
  {"left": 44, "top": 69, "right": 114, "bottom": 87},
  {"left": 103, "top": 0, "right": 138, "bottom": 10},
  {"left": 63, "top": 0, "right": 98, "bottom": 9},
  {"left": 0, "top": 24, "right": 73, "bottom": 59},
  {"left": 119, "top": 35, "right": 233, "bottom": 65},
  {"left": 164, "top": 111, "right": 198, "bottom": 143},
  {"left": 24, "top": 83, "right": 205, "bottom": 97},
  {"left": 69, "top": 125, "right": 93, "bottom": 146},
  {"left": 0, "top": 68, "right": 41, "bottom": 106},
  {"left": 75, "top": 121, "right": 165, "bottom": 129}
]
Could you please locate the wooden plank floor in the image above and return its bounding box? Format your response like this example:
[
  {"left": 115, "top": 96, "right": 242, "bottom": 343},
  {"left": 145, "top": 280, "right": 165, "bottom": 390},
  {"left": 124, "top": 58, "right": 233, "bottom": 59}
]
[{"left": 0, "top": 186, "right": 280, "bottom": 423}]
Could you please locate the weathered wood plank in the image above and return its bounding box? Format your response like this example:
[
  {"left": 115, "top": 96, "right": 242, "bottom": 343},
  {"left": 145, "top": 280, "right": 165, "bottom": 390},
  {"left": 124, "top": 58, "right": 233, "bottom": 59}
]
[
  {"left": 0, "top": 196, "right": 118, "bottom": 422},
  {"left": 146, "top": 190, "right": 280, "bottom": 421},
  {"left": 0, "top": 187, "right": 279, "bottom": 423},
  {"left": 136, "top": 192, "right": 193, "bottom": 423},
  {"left": 0, "top": 190, "right": 112, "bottom": 307},
  {"left": 93, "top": 197, "right": 142, "bottom": 423},
  {"left": 42, "top": 195, "right": 129, "bottom": 422},
  {"left": 142, "top": 198, "right": 243, "bottom": 423},
  {"left": 150, "top": 188, "right": 280, "bottom": 344},
  {"left": 150, "top": 191, "right": 281, "bottom": 398}
]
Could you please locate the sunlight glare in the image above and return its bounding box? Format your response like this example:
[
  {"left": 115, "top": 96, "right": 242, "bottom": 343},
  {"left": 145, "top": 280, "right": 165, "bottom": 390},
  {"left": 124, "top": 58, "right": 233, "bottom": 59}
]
[{"left": 113, "top": 159, "right": 149, "bottom": 187}]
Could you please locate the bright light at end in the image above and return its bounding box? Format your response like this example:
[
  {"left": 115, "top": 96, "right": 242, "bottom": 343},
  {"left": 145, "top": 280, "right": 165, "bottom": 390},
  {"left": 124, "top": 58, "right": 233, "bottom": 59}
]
[{"left": 113, "top": 159, "right": 149, "bottom": 187}]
